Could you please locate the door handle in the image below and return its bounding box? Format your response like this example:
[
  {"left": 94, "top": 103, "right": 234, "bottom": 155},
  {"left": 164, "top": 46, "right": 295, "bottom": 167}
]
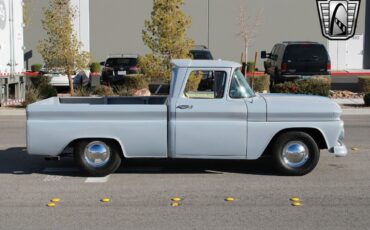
[{"left": 176, "top": 105, "right": 193, "bottom": 110}]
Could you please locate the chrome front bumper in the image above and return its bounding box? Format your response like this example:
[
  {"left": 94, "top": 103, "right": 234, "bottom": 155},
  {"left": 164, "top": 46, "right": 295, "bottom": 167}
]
[{"left": 329, "top": 142, "right": 348, "bottom": 157}]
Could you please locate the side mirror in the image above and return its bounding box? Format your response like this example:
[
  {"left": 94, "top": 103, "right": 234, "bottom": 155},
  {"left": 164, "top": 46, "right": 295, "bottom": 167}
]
[
  {"left": 261, "top": 51, "right": 267, "bottom": 59},
  {"left": 100, "top": 61, "right": 105, "bottom": 66}
]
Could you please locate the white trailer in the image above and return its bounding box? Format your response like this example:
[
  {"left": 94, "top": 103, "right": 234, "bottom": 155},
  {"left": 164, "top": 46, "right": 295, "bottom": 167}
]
[{"left": 0, "top": 0, "right": 25, "bottom": 106}]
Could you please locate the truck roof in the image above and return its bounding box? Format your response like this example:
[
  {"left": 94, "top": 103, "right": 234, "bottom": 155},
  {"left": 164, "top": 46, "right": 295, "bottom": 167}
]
[{"left": 171, "top": 59, "right": 241, "bottom": 69}]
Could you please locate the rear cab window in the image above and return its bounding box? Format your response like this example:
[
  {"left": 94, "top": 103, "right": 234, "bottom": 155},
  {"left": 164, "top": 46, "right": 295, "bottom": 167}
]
[
  {"left": 105, "top": 58, "right": 138, "bottom": 67},
  {"left": 283, "top": 44, "right": 329, "bottom": 62},
  {"left": 184, "top": 70, "right": 227, "bottom": 99}
]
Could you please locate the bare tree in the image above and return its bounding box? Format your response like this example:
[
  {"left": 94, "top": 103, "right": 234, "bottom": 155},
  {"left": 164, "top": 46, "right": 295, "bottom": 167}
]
[{"left": 237, "top": 4, "right": 263, "bottom": 76}]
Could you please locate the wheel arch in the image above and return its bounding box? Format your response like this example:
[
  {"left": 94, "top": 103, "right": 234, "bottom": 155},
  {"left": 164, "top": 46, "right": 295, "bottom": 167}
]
[
  {"left": 262, "top": 127, "right": 328, "bottom": 157},
  {"left": 65, "top": 137, "right": 127, "bottom": 158}
]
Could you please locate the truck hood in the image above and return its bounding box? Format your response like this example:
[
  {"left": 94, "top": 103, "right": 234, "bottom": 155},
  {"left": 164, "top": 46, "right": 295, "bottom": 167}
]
[{"left": 260, "top": 94, "right": 342, "bottom": 121}]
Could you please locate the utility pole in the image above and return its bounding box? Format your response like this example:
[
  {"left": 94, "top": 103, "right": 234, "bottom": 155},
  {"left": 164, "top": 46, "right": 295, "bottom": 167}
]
[{"left": 207, "top": 0, "right": 210, "bottom": 48}]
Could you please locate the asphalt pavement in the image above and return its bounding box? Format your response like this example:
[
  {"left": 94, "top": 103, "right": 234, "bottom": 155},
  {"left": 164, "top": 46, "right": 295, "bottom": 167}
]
[{"left": 0, "top": 115, "right": 369, "bottom": 230}]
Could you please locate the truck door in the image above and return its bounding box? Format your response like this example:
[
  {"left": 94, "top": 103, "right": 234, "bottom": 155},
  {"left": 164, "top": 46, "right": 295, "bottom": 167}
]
[{"left": 174, "top": 68, "right": 248, "bottom": 158}]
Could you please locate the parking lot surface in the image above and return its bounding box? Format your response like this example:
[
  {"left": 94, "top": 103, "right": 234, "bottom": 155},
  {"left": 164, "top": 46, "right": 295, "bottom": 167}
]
[{"left": 0, "top": 115, "right": 369, "bottom": 230}]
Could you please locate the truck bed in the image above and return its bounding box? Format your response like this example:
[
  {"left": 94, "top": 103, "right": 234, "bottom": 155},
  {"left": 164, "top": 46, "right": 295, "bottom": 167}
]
[
  {"left": 27, "top": 96, "right": 168, "bottom": 158},
  {"left": 59, "top": 96, "right": 167, "bottom": 105}
]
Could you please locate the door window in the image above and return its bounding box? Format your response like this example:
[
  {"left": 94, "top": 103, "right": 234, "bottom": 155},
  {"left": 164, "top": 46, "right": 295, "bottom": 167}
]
[{"left": 184, "top": 71, "right": 227, "bottom": 99}]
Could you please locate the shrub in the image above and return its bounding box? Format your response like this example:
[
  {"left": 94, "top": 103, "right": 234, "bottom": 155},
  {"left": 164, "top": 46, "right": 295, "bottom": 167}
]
[
  {"left": 31, "top": 64, "right": 42, "bottom": 72},
  {"left": 90, "top": 62, "right": 101, "bottom": 73},
  {"left": 114, "top": 85, "right": 130, "bottom": 96},
  {"left": 123, "top": 75, "right": 148, "bottom": 90},
  {"left": 272, "top": 81, "right": 300, "bottom": 94},
  {"left": 272, "top": 77, "right": 330, "bottom": 96},
  {"left": 93, "top": 85, "right": 114, "bottom": 96},
  {"left": 30, "top": 75, "right": 51, "bottom": 88},
  {"left": 359, "top": 76, "right": 370, "bottom": 93},
  {"left": 138, "top": 54, "right": 171, "bottom": 83},
  {"left": 75, "top": 87, "right": 92, "bottom": 96},
  {"left": 298, "top": 77, "right": 331, "bottom": 96},
  {"left": 252, "top": 75, "right": 270, "bottom": 93},
  {"left": 39, "top": 84, "right": 57, "bottom": 99},
  {"left": 247, "top": 62, "right": 256, "bottom": 72},
  {"left": 364, "top": 93, "right": 370, "bottom": 106},
  {"left": 23, "top": 86, "right": 40, "bottom": 106}
]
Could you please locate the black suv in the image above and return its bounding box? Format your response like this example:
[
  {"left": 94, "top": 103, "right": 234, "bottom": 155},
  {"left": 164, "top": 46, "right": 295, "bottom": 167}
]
[
  {"left": 190, "top": 45, "right": 214, "bottom": 60},
  {"left": 261, "top": 41, "right": 331, "bottom": 85},
  {"left": 101, "top": 54, "right": 140, "bottom": 85}
]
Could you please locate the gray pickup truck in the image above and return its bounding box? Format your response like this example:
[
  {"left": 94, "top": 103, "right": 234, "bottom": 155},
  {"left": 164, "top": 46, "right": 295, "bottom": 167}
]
[{"left": 27, "top": 60, "right": 347, "bottom": 176}]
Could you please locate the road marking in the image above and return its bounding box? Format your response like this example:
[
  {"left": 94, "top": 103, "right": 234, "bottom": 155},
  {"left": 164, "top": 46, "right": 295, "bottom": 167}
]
[
  {"left": 85, "top": 175, "right": 110, "bottom": 183},
  {"left": 118, "top": 167, "right": 162, "bottom": 173},
  {"left": 42, "top": 168, "right": 79, "bottom": 173},
  {"left": 43, "top": 175, "right": 63, "bottom": 182}
]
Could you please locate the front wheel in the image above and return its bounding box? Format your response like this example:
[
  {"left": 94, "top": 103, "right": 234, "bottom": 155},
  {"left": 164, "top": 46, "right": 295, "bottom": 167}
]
[
  {"left": 272, "top": 132, "right": 320, "bottom": 176},
  {"left": 74, "top": 140, "right": 122, "bottom": 177}
]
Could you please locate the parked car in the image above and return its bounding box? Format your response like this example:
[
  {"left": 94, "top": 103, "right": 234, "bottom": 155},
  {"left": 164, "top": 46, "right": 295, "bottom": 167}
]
[
  {"left": 261, "top": 41, "right": 331, "bottom": 86},
  {"left": 190, "top": 45, "right": 213, "bottom": 60},
  {"left": 100, "top": 54, "right": 140, "bottom": 85},
  {"left": 26, "top": 60, "right": 347, "bottom": 177},
  {"left": 43, "top": 69, "right": 90, "bottom": 88}
]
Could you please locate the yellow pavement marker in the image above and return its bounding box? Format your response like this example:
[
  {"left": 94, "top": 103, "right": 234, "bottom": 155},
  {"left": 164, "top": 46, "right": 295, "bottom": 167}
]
[
  {"left": 47, "top": 202, "right": 56, "bottom": 207},
  {"left": 101, "top": 197, "right": 110, "bottom": 203},
  {"left": 291, "top": 202, "right": 302, "bottom": 207},
  {"left": 171, "top": 197, "right": 182, "bottom": 202},
  {"left": 225, "top": 197, "right": 236, "bottom": 202},
  {"left": 290, "top": 197, "right": 301, "bottom": 202},
  {"left": 51, "top": 198, "right": 60, "bottom": 203},
  {"left": 352, "top": 147, "right": 359, "bottom": 151},
  {"left": 170, "top": 202, "right": 181, "bottom": 207}
]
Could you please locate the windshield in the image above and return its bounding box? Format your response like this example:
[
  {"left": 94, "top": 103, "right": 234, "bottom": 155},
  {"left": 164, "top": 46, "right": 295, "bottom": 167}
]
[{"left": 229, "top": 69, "right": 255, "bottom": 98}]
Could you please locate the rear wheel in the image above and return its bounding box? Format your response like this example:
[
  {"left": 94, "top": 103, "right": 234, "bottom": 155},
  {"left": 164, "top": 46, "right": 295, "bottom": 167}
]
[
  {"left": 74, "top": 140, "right": 122, "bottom": 177},
  {"left": 272, "top": 132, "right": 320, "bottom": 176}
]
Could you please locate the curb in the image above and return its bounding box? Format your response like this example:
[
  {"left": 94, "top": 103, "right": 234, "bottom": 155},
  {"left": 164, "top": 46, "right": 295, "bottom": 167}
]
[
  {"left": 342, "top": 109, "right": 370, "bottom": 115},
  {"left": 0, "top": 109, "right": 26, "bottom": 116}
]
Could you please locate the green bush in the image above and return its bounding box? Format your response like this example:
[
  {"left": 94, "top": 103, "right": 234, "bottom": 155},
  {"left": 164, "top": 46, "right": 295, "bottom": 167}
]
[
  {"left": 359, "top": 76, "right": 370, "bottom": 93},
  {"left": 247, "top": 62, "right": 256, "bottom": 72},
  {"left": 30, "top": 75, "right": 51, "bottom": 88},
  {"left": 31, "top": 64, "right": 42, "bottom": 72},
  {"left": 75, "top": 87, "right": 92, "bottom": 96},
  {"left": 23, "top": 86, "right": 40, "bottom": 106},
  {"left": 123, "top": 75, "right": 149, "bottom": 90},
  {"left": 272, "top": 77, "right": 330, "bottom": 96},
  {"left": 90, "top": 62, "right": 101, "bottom": 73},
  {"left": 364, "top": 93, "right": 370, "bottom": 106},
  {"left": 39, "top": 84, "right": 57, "bottom": 99},
  {"left": 93, "top": 85, "right": 114, "bottom": 96},
  {"left": 113, "top": 85, "right": 130, "bottom": 96},
  {"left": 252, "top": 75, "right": 270, "bottom": 93},
  {"left": 272, "top": 81, "right": 300, "bottom": 94},
  {"left": 138, "top": 54, "right": 171, "bottom": 82}
]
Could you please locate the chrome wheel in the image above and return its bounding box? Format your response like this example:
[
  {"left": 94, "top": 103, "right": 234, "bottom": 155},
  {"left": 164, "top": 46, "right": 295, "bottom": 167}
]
[
  {"left": 282, "top": 141, "right": 309, "bottom": 168},
  {"left": 83, "top": 141, "right": 111, "bottom": 168}
]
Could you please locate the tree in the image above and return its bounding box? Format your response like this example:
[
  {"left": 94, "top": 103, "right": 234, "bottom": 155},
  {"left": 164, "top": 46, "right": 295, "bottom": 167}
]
[
  {"left": 140, "top": 0, "right": 194, "bottom": 81},
  {"left": 237, "top": 4, "right": 263, "bottom": 77},
  {"left": 38, "top": 0, "right": 89, "bottom": 95}
]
